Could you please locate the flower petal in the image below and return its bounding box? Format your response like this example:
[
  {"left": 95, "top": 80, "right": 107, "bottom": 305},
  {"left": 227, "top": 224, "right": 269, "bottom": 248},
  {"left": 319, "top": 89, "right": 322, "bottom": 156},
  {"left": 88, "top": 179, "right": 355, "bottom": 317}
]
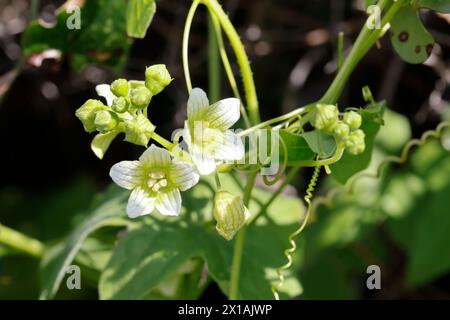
[
  {"left": 155, "top": 189, "right": 182, "bottom": 216},
  {"left": 110, "top": 161, "right": 144, "bottom": 190},
  {"left": 169, "top": 162, "right": 199, "bottom": 191},
  {"left": 127, "top": 187, "right": 156, "bottom": 218},
  {"left": 139, "top": 144, "right": 172, "bottom": 167},
  {"left": 191, "top": 147, "right": 217, "bottom": 175},
  {"left": 96, "top": 84, "right": 115, "bottom": 106},
  {"left": 204, "top": 98, "right": 240, "bottom": 130},
  {"left": 208, "top": 130, "right": 245, "bottom": 161},
  {"left": 187, "top": 88, "right": 209, "bottom": 121}
]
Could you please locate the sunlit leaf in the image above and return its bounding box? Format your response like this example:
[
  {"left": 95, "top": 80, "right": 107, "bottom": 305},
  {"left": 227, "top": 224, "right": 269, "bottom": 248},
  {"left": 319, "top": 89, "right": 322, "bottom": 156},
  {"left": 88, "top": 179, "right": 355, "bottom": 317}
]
[{"left": 39, "top": 186, "right": 129, "bottom": 299}]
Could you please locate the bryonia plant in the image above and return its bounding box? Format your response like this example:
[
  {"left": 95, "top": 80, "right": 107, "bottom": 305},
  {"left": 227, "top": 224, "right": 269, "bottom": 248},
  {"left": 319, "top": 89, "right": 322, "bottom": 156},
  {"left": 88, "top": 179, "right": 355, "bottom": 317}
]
[{"left": 2, "top": 0, "right": 450, "bottom": 300}]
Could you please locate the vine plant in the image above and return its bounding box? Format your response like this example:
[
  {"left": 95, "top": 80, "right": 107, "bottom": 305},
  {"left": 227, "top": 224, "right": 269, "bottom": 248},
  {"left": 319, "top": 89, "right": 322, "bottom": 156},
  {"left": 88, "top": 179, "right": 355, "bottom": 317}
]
[{"left": 1, "top": 0, "right": 450, "bottom": 300}]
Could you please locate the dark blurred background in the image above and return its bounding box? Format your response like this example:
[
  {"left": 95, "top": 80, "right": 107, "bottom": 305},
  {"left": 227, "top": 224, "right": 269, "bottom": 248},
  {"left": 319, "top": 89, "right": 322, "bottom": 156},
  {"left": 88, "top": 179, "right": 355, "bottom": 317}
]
[{"left": 1, "top": 0, "right": 450, "bottom": 299}]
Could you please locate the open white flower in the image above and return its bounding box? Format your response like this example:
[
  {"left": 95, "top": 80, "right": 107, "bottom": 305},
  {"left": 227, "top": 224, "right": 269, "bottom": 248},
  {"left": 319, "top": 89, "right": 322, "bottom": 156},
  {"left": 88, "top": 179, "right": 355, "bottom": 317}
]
[
  {"left": 182, "top": 88, "right": 244, "bottom": 175},
  {"left": 110, "top": 145, "right": 199, "bottom": 218}
]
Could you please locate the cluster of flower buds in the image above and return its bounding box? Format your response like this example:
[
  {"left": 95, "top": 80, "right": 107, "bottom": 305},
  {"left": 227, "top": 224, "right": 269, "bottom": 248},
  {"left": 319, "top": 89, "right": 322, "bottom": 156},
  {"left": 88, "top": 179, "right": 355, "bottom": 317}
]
[
  {"left": 75, "top": 65, "right": 172, "bottom": 158},
  {"left": 310, "top": 104, "right": 366, "bottom": 155}
]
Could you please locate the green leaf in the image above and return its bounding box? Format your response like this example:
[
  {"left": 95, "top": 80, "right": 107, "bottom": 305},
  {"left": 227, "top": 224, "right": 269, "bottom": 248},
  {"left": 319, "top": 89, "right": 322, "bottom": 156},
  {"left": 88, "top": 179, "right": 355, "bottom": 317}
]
[
  {"left": 418, "top": 0, "right": 450, "bottom": 13},
  {"left": 39, "top": 186, "right": 129, "bottom": 300},
  {"left": 127, "top": 0, "right": 157, "bottom": 38},
  {"left": 390, "top": 6, "right": 434, "bottom": 64},
  {"left": 277, "top": 130, "right": 316, "bottom": 165},
  {"left": 22, "top": 0, "right": 130, "bottom": 71},
  {"left": 99, "top": 174, "right": 304, "bottom": 300},
  {"left": 387, "top": 140, "right": 450, "bottom": 286},
  {"left": 91, "top": 131, "right": 120, "bottom": 160},
  {"left": 331, "top": 102, "right": 385, "bottom": 184},
  {"left": 301, "top": 131, "right": 337, "bottom": 158}
]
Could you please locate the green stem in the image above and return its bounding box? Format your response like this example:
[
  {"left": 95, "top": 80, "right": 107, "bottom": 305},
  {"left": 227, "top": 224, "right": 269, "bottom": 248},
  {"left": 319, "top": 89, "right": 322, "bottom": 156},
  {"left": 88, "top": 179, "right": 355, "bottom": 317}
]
[
  {"left": 229, "top": 171, "right": 257, "bottom": 300},
  {"left": 202, "top": 0, "right": 260, "bottom": 125},
  {"left": 249, "top": 167, "right": 300, "bottom": 226},
  {"left": 151, "top": 131, "right": 175, "bottom": 150},
  {"left": 182, "top": 0, "right": 201, "bottom": 93},
  {"left": 208, "top": 13, "right": 221, "bottom": 103},
  {"left": 30, "top": 0, "right": 39, "bottom": 20},
  {"left": 0, "top": 224, "right": 44, "bottom": 258},
  {"left": 209, "top": 13, "right": 251, "bottom": 128},
  {"left": 237, "top": 105, "right": 311, "bottom": 137},
  {"left": 320, "top": 0, "right": 396, "bottom": 104}
]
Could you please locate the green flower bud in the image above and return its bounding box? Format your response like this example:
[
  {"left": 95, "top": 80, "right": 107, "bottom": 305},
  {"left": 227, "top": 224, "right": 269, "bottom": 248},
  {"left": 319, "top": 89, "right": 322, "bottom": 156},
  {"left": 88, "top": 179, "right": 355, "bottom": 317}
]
[
  {"left": 345, "top": 129, "right": 366, "bottom": 155},
  {"left": 130, "top": 87, "right": 152, "bottom": 109},
  {"left": 145, "top": 64, "right": 172, "bottom": 95},
  {"left": 213, "top": 191, "right": 250, "bottom": 241},
  {"left": 334, "top": 122, "right": 350, "bottom": 141},
  {"left": 75, "top": 99, "right": 106, "bottom": 133},
  {"left": 111, "top": 97, "right": 129, "bottom": 113},
  {"left": 310, "top": 104, "right": 339, "bottom": 132},
  {"left": 94, "top": 110, "right": 119, "bottom": 133},
  {"left": 343, "top": 111, "right": 362, "bottom": 130},
  {"left": 110, "top": 78, "right": 129, "bottom": 97}
]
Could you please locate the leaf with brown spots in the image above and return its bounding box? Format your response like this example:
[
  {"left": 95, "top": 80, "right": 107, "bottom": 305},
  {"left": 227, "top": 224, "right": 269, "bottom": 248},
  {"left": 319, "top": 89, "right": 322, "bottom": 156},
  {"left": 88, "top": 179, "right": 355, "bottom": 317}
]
[
  {"left": 419, "top": 0, "right": 450, "bottom": 13},
  {"left": 390, "top": 6, "right": 434, "bottom": 64}
]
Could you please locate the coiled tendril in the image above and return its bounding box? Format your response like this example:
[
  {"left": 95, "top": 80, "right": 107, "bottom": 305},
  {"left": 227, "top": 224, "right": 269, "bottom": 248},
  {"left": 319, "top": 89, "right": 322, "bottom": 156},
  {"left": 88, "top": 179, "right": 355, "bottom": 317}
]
[
  {"left": 271, "top": 165, "right": 322, "bottom": 300},
  {"left": 312, "top": 120, "right": 450, "bottom": 214}
]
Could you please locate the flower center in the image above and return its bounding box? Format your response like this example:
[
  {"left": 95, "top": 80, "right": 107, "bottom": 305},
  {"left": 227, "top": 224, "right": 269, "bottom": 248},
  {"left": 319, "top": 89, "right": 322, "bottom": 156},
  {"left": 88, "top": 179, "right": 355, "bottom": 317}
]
[{"left": 147, "top": 170, "right": 168, "bottom": 193}]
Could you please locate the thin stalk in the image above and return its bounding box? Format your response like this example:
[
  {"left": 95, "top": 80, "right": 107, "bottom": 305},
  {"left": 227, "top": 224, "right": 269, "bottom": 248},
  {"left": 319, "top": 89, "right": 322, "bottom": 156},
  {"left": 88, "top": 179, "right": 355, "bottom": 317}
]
[
  {"left": 209, "top": 13, "right": 251, "bottom": 128},
  {"left": 0, "top": 224, "right": 44, "bottom": 258},
  {"left": 229, "top": 171, "right": 257, "bottom": 300},
  {"left": 208, "top": 13, "right": 221, "bottom": 102},
  {"left": 337, "top": 32, "right": 344, "bottom": 71},
  {"left": 183, "top": 0, "right": 201, "bottom": 93},
  {"left": 237, "top": 105, "right": 311, "bottom": 137},
  {"left": 30, "top": 0, "right": 39, "bottom": 20},
  {"left": 249, "top": 167, "right": 300, "bottom": 226},
  {"left": 320, "top": 0, "right": 392, "bottom": 104},
  {"left": 202, "top": 0, "right": 260, "bottom": 125},
  {"left": 152, "top": 131, "right": 175, "bottom": 150}
]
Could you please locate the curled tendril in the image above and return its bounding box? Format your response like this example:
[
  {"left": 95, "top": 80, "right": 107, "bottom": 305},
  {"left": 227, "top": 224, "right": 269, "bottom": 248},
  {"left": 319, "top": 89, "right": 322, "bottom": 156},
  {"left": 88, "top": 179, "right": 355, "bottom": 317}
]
[
  {"left": 271, "top": 165, "right": 322, "bottom": 300},
  {"left": 312, "top": 120, "right": 450, "bottom": 214},
  {"left": 262, "top": 131, "right": 288, "bottom": 186}
]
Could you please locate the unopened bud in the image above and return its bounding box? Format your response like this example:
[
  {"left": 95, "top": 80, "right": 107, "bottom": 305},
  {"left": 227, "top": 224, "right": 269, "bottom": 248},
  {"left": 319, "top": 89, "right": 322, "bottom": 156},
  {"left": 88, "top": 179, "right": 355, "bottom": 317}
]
[
  {"left": 343, "top": 111, "right": 362, "bottom": 129},
  {"left": 345, "top": 129, "right": 366, "bottom": 155},
  {"left": 75, "top": 99, "right": 106, "bottom": 132},
  {"left": 334, "top": 122, "right": 350, "bottom": 141},
  {"left": 213, "top": 191, "right": 250, "bottom": 241},
  {"left": 145, "top": 64, "right": 172, "bottom": 95},
  {"left": 130, "top": 87, "right": 152, "bottom": 109},
  {"left": 112, "top": 97, "right": 129, "bottom": 113},
  {"left": 110, "top": 79, "right": 129, "bottom": 97},
  {"left": 311, "top": 104, "right": 339, "bottom": 132},
  {"left": 95, "top": 110, "right": 119, "bottom": 133}
]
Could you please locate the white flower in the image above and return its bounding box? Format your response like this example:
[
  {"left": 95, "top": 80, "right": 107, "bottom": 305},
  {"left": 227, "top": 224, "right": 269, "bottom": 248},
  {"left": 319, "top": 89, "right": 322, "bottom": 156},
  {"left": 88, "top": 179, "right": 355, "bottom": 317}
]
[
  {"left": 110, "top": 145, "right": 200, "bottom": 218},
  {"left": 182, "top": 88, "right": 244, "bottom": 175}
]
